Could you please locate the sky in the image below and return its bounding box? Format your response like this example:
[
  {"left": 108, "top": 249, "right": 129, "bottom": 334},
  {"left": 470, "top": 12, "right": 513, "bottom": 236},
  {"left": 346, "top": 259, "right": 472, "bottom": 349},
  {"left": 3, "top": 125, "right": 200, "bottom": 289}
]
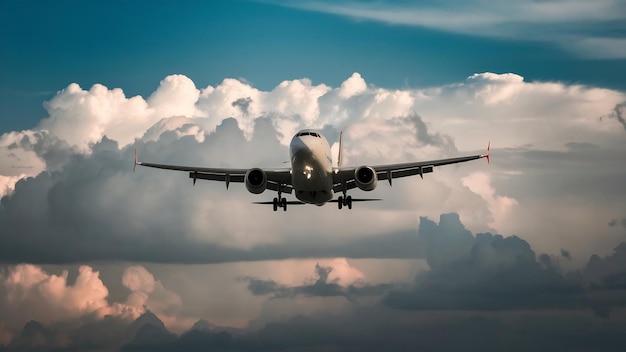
[{"left": 1, "top": 0, "right": 626, "bottom": 350}]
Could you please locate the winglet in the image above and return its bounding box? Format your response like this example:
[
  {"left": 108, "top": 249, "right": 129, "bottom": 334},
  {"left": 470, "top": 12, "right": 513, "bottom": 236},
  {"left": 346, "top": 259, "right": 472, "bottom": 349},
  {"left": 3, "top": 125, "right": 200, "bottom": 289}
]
[
  {"left": 481, "top": 141, "right": 490, "bottom": 164},
  {"left": 337, "top": 131, "right": 343, "bottom": 169}
]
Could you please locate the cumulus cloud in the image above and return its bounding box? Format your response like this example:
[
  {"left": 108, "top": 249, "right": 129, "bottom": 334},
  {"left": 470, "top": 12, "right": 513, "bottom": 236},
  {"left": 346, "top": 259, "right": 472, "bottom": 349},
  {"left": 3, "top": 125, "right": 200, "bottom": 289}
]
[
  {"left": 40, "top": 83, "right": 149, "bottom": 152},
  {"left": 2, "top": 70, "right": 626, "bottom": 350},
  {"left": 585, "top": 243, "right": 626, "bottom": 286},
  {"left": 148, "top": 75, "right": 200, "bottom": 119},
  {"left": 122, "top": 265, "right": 183, "bottom": 320},
  {"left": 0, "top": 263, "right": 198, "bottom": 347},
  {"left": 462, "top": 172, "right": 518, "bottom": 233},
  {"left": 0, "top": 265, "right": 136, "bottom": 329},
  {"left": 381, "top": 214, "right": 626, "bottom": 318},
  {"left": 0, "top": 72, "right": 625, "bottom": 265}
]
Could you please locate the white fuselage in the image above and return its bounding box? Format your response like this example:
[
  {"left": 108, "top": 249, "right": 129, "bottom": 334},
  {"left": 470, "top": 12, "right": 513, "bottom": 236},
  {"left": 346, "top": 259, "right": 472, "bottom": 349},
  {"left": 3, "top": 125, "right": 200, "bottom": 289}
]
[{"left": 289, "top": 130, "right": 334, "bottom": 205}]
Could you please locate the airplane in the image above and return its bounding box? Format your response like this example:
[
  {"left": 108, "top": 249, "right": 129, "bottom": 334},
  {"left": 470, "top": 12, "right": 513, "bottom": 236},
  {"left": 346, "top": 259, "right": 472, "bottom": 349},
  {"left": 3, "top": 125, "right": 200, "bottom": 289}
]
[{"left": 134, "top": 129, "right": 489, "bottom": 211}]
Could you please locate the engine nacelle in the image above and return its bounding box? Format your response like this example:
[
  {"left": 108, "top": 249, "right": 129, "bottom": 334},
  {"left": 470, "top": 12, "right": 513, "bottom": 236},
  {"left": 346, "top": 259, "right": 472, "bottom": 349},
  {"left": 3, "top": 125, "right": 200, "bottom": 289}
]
[
  {"left": 354, "top": 166, "right": 377, "bottom": 191},
  {"left": 245, "top": 168, "right": 267, "bottom": 194}
]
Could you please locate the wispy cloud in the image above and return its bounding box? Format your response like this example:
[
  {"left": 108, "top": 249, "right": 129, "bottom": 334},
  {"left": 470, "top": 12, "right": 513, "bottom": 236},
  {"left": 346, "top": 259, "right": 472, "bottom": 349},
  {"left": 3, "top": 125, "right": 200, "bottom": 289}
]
[{"left": 280, "top": 0, "right": 626, "bottom": 59}]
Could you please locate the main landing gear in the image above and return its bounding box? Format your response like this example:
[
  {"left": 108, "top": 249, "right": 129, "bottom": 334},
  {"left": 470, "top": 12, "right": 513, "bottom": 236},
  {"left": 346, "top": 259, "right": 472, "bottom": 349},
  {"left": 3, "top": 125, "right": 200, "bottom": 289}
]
[
  {"left": 273, "top": 190, "right": 287, "bottom": 212},
  {"left": 337, "top": 194, "right": 352, "bottom": 210}
]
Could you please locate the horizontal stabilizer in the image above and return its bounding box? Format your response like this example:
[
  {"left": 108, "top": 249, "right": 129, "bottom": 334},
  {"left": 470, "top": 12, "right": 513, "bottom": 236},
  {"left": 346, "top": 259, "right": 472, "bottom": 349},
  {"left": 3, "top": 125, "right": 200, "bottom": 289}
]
[
  {"left": 328, "top": 198, "right": 382, "bottom": 203},
  {"left": 253, "top": 200, "right": 306, "bottom": 205}
]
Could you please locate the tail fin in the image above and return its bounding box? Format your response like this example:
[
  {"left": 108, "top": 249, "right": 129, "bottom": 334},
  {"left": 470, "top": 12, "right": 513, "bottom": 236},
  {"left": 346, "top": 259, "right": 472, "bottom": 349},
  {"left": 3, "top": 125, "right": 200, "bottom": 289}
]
[{"left": 337, "top": 131, "right": 343, "bottom": 168}]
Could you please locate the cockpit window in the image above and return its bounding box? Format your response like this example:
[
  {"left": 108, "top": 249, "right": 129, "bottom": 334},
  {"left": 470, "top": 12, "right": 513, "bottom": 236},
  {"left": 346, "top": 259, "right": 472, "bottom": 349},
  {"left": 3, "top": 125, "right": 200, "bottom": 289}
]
[{"left": 297, "top": 132, "right": 321, "bottom": 138}]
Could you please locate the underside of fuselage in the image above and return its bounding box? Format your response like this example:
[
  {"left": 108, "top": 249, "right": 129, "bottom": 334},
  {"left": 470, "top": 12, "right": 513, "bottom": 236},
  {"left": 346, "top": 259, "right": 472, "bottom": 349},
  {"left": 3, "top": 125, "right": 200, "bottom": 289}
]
[
  {"left": 291, "top": 153, "right": 334, "bottom": 205},
  {"left": 289, "top": 131, "right": 334, "bottom": 205}
]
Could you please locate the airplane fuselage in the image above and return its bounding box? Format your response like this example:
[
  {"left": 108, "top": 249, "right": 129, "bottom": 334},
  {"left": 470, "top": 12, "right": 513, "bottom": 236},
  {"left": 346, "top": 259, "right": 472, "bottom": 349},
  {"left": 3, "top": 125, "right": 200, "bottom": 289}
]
[{"left": 289, "top": 130, "right": 334, "bottom": 205}]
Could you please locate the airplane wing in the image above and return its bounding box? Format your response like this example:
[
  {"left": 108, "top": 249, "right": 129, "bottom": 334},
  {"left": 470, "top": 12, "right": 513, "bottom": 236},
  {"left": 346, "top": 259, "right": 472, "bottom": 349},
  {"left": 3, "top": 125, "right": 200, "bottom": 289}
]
[
  {"left": 332, "top": 144, "right": 489, "bottom": 192},
  {"left": 134, "top": 150, "right": 293, "bottom": 193}
]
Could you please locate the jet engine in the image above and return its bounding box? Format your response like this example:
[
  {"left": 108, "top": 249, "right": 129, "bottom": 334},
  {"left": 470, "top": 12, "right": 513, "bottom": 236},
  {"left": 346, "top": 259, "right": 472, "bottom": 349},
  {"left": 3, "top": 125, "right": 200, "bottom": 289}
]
[
  {"left": 354, "top": 166, "right": 377, "bottom": 191},
  {"left": 245, "top": 168, "right": 267, "bottom": 194}
]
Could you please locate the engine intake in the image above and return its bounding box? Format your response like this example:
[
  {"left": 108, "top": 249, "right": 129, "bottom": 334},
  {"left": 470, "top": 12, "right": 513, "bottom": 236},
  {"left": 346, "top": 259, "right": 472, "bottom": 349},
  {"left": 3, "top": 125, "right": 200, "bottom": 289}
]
[
  {"left": 354, "top": 166, "right": 377, "bottom": 191},
  {"left": 245, "top": 168, "right": 267, "bottom": 194}
]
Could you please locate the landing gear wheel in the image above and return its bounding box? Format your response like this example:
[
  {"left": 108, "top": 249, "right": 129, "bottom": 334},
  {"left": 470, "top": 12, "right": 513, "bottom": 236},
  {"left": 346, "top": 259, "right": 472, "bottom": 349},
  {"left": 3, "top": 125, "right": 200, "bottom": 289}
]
[
  {"left": 337, "top": 196, "right": 343, "bottom": 210},
  {"left": 281, "top": 197, "right": 287, "bottom": 211},
  {"left": 273, "top": 197, "right": 278, "bottom": 212},
  {"left": 346, "top": 195, "right": 353, "bottom": 209}
]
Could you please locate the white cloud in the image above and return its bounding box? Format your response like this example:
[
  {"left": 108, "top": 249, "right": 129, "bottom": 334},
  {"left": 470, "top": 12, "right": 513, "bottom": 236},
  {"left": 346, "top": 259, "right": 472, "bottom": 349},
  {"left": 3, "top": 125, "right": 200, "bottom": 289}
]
[
  {"left": 0, "top": 71, "right": 624, "bottom": 265},
  {"left": 462, "top": 172, "right": 518, "bottom": 233},
  {"left": 40, "top": 83, "right": 151, "bottom": 152},
  {"left": 122, "top": 265, "right": 181, "bottom": 315},
  {"left": 339, "top": 72, "right": 367, "bottom": 99},
  {"left": 148, "top": 75, "right": 200, "bottom": 119},
  {"left": 0, "top": 174, "right": 27, "bottom": 199}
]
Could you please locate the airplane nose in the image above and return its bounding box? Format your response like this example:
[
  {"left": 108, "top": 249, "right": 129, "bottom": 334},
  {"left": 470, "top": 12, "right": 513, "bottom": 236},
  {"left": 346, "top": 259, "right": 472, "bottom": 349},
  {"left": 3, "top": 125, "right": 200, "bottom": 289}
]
[{"left": 290, "top": 136, "right": 307, "bottom": 155}]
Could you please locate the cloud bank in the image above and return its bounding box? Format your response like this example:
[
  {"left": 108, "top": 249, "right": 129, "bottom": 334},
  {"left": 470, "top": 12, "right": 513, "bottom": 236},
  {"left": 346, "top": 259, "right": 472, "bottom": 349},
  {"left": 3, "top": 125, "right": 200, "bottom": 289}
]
[
  {"left": 2, "top": 214, "right": 626, "bottom": 350},
  {"left": 0, "top": 71, "right": 625, "bottom": 349},
  {"left": 0, "top": 72, "right": 625, "bottom": 265}
]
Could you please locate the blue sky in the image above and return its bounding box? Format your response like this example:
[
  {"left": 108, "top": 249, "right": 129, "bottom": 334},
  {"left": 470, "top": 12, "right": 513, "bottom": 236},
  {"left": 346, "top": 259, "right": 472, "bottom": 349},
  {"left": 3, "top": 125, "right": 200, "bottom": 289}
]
[{"left": 1, "top": 0, "right": 625, "bottom": 133}]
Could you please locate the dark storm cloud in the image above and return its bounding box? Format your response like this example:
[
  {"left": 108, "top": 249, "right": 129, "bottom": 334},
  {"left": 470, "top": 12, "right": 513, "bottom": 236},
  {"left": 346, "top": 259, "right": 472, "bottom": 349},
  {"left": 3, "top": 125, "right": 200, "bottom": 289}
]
[
  {"left": 585, "top": 243, "right": 626, "bottom": 285},
  {"left": 356, "top": 213, "right": 626, "bottom": 318},
  {"left": 5, "top": 213, "right": 626, "bottom": 350},
  {"left": 243, "top": 263, "right": 392, "bottom": 300},
  {"left": 382, "top": 217, "right": 588, "bottom": 312},
  {"left": 7, "top": 306, "right": 626, "bottom": 352}
]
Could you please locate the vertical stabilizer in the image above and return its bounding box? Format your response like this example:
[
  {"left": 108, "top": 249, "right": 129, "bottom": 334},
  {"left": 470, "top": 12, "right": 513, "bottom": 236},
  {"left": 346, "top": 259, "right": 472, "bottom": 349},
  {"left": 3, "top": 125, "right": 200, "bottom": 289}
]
[{"left": 337, "top": 131, "right": 343, "bottom": 169}]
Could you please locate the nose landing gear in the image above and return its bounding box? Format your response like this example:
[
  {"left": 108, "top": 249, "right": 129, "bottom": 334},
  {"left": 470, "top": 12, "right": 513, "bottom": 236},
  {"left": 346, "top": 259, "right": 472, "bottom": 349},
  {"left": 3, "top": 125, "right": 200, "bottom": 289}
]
[
  {"left": 337, "top": 194, "right": 352, "bottom": 210},
  {"left": 273, "top": 188, "right": 287, "bottom": 211},
  {"left": 272, "top": 197, "right": 287, "bottom": 211}
]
